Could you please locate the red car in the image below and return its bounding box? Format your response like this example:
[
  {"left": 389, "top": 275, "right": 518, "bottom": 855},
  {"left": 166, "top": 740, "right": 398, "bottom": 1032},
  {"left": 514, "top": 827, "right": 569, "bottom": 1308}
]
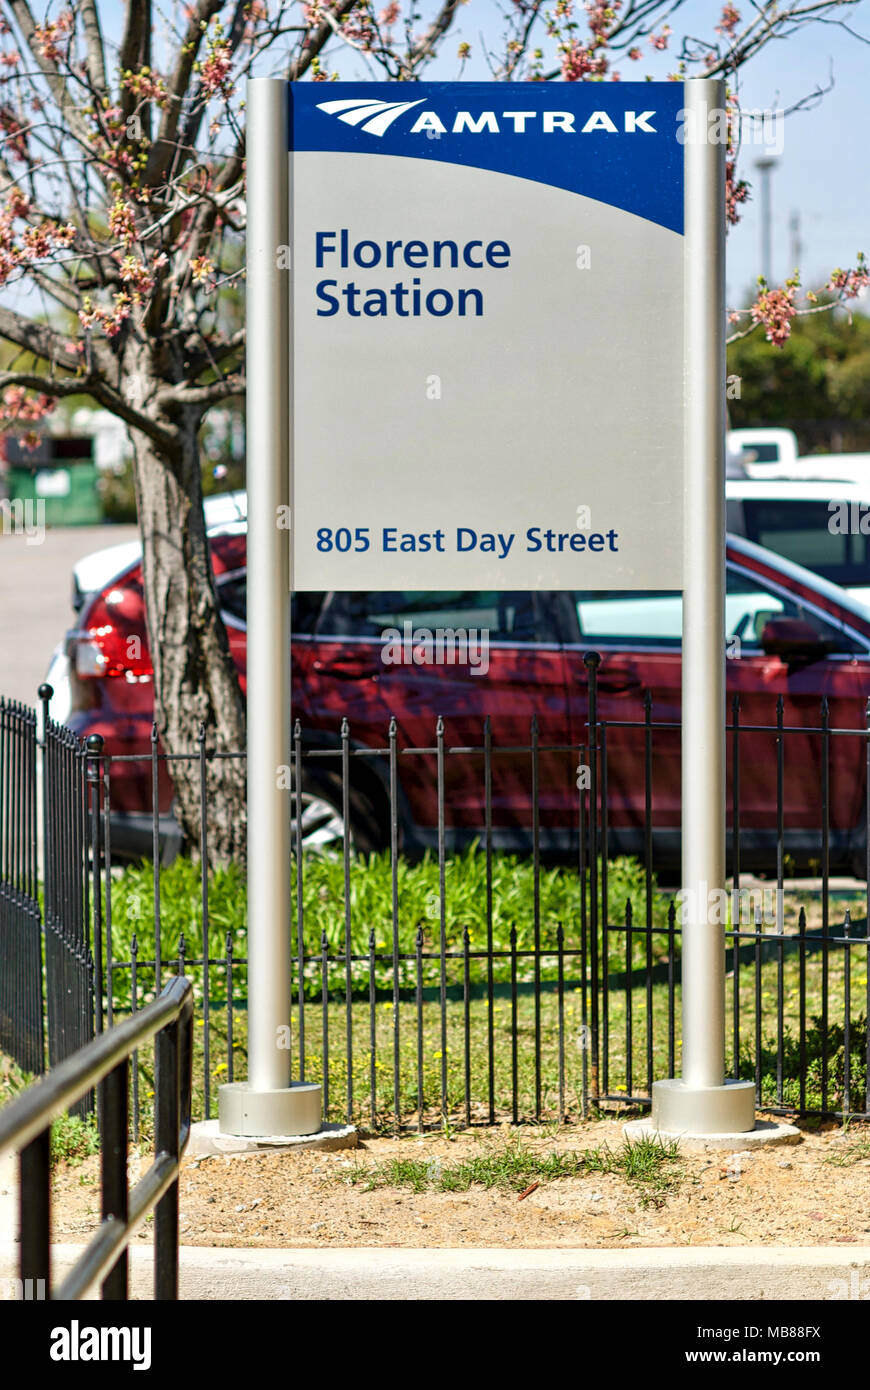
[{"left": 53, "top": 517, "right": 870, "bottom": 874}]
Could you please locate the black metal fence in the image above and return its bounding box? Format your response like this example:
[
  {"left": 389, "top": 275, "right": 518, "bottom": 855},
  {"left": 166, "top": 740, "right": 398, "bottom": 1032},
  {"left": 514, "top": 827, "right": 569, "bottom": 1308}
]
[
  {"left": 2, "top": 660, "right": 870, "bottom": 1132},
  {"left": 42, "top": 711, "right": 95, "bottom": 1099},
  {"left": 0, "top": 700, "right": 43, "bottom": 1076},
  {"left": 0, "top": 976, "right": 192, "bottom": 1300}
]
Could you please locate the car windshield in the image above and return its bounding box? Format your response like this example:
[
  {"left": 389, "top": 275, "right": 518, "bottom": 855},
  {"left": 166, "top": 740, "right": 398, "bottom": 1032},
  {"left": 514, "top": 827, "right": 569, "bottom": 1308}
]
[{"left": 739, "top": 499, "right": 870, "bottom": 588}]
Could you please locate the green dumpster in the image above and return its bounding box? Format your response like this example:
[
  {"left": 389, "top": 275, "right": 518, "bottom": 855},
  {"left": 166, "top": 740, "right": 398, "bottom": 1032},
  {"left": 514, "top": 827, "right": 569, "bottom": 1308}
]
[{"left": 5, "top": 436, "right": 103, "bottom": 526}]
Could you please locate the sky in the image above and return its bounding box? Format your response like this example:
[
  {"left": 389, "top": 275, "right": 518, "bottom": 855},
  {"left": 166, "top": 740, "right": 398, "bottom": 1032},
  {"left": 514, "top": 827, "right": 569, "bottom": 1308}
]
[
  {"left": 430, "top": 0, "right": 870, "bottom": 308},
  {"left": 8, "top": 0, "right": 869, "bottom": 317}
]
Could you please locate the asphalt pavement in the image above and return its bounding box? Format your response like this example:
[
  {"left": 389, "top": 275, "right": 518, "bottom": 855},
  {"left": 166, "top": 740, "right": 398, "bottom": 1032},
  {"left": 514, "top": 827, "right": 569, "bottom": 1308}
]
[{"left": 0, "top": 524, "right": 137, "bottom": 707}]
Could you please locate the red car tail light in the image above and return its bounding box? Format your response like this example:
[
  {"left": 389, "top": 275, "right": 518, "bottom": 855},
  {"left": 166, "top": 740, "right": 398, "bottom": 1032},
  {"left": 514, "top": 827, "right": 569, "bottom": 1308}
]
[{"left": 75, "top": 584, "right": 153, "bottom": 679}]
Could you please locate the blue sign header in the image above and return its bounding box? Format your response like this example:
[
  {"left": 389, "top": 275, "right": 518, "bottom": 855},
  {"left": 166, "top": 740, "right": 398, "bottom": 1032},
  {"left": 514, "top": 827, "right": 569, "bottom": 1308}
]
[{"left": 289, "top": 82, "right": 685, "bottom": 235}]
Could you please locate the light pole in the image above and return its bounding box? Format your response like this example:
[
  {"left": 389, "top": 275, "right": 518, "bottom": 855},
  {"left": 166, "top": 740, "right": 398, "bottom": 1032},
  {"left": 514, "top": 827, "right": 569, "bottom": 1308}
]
[{"left": 755, "top": 156, "right": 778, "bottom": 283}]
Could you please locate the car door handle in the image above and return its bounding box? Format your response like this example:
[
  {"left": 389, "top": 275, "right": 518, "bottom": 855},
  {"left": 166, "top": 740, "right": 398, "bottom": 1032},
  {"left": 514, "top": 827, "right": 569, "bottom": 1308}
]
[
  {"left": 594, "top": 666, "right": 642, "bottom": 694},
  {"left": 313, "top": 657, "right": 380, "bottom": 680}
]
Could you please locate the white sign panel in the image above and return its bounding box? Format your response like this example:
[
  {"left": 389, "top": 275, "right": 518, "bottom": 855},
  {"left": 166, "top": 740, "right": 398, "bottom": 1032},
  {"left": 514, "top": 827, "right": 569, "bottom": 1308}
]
[{"left": 288, "top": 83, "right": 686, "bottom": 590}]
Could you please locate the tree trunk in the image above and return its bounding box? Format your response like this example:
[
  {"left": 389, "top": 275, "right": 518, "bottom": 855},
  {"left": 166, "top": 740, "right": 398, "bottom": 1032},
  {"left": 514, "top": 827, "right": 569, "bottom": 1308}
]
[{"left": 130, "top": 408, "right": 247, "bottom": 865}]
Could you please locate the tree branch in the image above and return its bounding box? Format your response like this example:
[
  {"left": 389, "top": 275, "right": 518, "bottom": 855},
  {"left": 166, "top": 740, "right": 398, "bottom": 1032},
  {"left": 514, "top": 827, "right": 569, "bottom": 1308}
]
[
  {"left": 153, "top": 373, "right": 244, "bottom": 408},
  {"left": 405, "top": 0, "right": 464, "bottom": 73},
  {"left": 0, "top": 304, "right": 82, "bottom": 372},
  {"left": 289, "top": 0, "right": 361, "bottom": 79},
  {"left": 146, "top": 0, "right": 225, "bottom": 186},
  {"left": 78, "top": 0, "right": 108, "bottom": 96}
]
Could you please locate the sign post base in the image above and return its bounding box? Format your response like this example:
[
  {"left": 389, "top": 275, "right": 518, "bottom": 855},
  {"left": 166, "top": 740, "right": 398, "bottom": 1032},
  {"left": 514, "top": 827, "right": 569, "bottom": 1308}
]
[
  {"left": 218, "top": 1081, "right": 322, "bottom": 1139},
  {"left": 650, "top": 1077, "right": 756, "bottom": 1136}
]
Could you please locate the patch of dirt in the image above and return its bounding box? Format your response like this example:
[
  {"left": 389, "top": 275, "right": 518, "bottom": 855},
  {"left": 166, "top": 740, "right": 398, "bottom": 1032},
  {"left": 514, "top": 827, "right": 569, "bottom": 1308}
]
[{"left": 49, "top": 1118, "right": 870, "bottom": 1249}]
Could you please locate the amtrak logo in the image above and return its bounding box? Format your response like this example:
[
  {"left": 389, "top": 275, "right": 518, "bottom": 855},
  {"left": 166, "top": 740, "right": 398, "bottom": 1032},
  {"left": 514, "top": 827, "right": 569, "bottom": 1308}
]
[
  {"left": 315, "top": 97, "right": 426, "bottom": 137},
  {"left": 315, "top": 98, "right": 658, "bottom": 138}
]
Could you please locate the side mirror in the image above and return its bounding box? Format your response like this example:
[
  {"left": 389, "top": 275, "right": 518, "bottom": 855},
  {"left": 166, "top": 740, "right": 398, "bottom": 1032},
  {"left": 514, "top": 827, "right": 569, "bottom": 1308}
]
[{"left": 760, "top": 616, "right": 836, "bottom": 665}]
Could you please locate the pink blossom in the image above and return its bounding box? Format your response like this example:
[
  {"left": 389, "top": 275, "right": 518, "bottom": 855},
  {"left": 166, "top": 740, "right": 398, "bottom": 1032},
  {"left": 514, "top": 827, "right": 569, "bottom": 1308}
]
[
  {"left": 78, "top": 292, "right": 133, "bottom": 338},
  {"left": 190, "top": 255, "right": 215, "bottom": 284},
  {"left": 750, "top": 284, "right": 797, "bottom": 347},
  {"left": 0, "top": 386, "right": 55, "bottom": 427},
  {"left": 827, "top": 261, "right": 869, "bottom": 300},
  {"left": 22, "top": 224, "right": 53, "bottom": 259},
  {"left": 716, "top": 5, "right": 740, "bottom": 37},
  {"left": 725, "top": 160, "right": 749, "bottom": 226},
  {"left": 121, "top": 67, "right": 167, "bottom": 104},
  {"left": 561, "top": 42, "right": 607, "bottom": 79},
  {"left": 0, "top": 106, "right": 29, "bottom": 161},
  {"left": 33, "top": 11, "right": 74, "bottom": 64},
  {"left": 109, "top": 198, "right": 137, "bottom": 247},
  {"left": 585, "top": 0, "right": 620, "bottom": 39},
  {"left": 118, "top": 255, "right": 155, "bottom": 296},
  {"left": 5, "top": 187, "right": 29, "bottom": 219},
  {"left": 200, "top": 40, "right": 233, "bottom": 97},
  {"left": 649, "top": 25, "right": 671, "bottom": 49},
  {"left": 341, "top": 11, "right": 376, "bottom": 48}
]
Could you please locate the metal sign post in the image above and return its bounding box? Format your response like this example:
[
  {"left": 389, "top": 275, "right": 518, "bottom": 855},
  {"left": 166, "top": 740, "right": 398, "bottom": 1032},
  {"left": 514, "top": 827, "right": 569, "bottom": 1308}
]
[
  {"left": 650, "top": 78, "right": 755, "bottom": 1135},
  {"left": 218, "top": 79, "right": 321, "bottom": 1138}
]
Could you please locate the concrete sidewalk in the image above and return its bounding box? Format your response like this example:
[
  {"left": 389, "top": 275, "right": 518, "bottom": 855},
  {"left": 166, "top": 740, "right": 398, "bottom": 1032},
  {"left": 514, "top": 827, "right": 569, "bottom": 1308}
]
[{"left": 1, "top": 1241, "right": 868, "bottom": 1300}]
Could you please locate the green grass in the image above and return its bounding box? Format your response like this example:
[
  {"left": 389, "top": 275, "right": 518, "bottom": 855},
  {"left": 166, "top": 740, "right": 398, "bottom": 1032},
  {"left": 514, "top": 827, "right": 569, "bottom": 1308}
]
[
  {"left": 9, "top": 905, "right": 866, "bottom": 1152},
  {"left": 7, "top": 851, "right": 868, "bottom": 1147},
  {"left": 824, "top": 1137, "right": 870, "bottom": 1167},
  {"left": 341, "top": 1133, "right": 683, "bottom": 1206},
  {"left": 0, "top": 1051, "right": 29, "bottom": 1106},
  {"left": 49, "top": 1112, "right": 100, "bottom": 1166},
  {"left": 1, "top": 1056, "right": 100, "bottom": 1167},
  {"left": 104, "top": 848, "right": 657, "bottom": 1008},
  {"left": 114, "top": 929, "right": 867, "bottom": 1144}
]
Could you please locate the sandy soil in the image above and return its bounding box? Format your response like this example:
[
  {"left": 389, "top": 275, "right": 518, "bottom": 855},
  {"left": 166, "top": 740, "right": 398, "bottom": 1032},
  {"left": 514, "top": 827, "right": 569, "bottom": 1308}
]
[{"left": 46, "top": 1118, "right": 870, "bottom": 1250}]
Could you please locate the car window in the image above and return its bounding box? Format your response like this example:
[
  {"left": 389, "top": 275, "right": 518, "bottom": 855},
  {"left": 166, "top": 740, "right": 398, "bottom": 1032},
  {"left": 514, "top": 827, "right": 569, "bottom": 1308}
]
[
  {"left": 570, "top": 573, "right": 862, "bottom": 654},
  {"left": 573, "top": 592, "right": 683, "bottom": 645},
  {"left": 741, "top": 499, "right": 870, "bottom": 587},
  {"left": 315, "top": 591, "right": 545, "bottom": 642},
  {"left": 217, "top": 572, "right": 246, "bottom": 623},
  {"left": 726, "top": 569, "right": 862, "bottom": 653},
  {"left": 216, "top": 572, "right": 324, "bottom": 634}
]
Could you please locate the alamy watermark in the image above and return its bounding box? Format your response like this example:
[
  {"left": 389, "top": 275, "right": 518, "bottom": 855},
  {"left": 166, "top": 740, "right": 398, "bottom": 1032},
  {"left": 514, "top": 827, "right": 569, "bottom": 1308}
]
[
  {"left": 0, "top": 497, "right": 45, "bottom": 545},
  {"left": 49, "top": 1321, "right": 151, "bottom": 1370},
  {"left": 829, "top": 500, "right": 870, "bottom": 535},
  {"left": 677, "top": 102, "right": 784, "bottom": 156},
  {"left": 676, "top": 882, "right": 784, "bottom": 927},
  {"left": 380, "top": 622, "right": 490, "bottom": 676}
]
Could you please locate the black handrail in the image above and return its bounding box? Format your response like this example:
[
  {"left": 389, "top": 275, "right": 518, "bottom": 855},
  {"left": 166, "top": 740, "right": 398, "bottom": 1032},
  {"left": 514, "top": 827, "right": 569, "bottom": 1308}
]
[{"left": 0, "top": 975, "right": 193, "bottom": 1301}]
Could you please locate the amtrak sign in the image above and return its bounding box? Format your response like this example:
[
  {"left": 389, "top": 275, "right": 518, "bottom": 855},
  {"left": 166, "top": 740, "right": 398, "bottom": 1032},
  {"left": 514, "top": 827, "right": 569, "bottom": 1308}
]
[
  {"left": 288, "top": 81, "right": 687, "bottom": 591},
  {"left": 236, "top": 77, "right": 751, "bottom": 1146}
]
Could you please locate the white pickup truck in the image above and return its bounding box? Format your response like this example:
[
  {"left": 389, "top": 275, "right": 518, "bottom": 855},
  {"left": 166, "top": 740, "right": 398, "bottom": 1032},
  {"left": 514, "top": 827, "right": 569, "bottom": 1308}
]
[{"left": 728, "top": 428, "right": 870, "bottom": 488}]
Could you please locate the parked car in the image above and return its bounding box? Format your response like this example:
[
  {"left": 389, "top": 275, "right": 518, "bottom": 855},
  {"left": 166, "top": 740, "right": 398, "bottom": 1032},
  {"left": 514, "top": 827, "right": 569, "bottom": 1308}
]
[
  {"left": 46, "top": 508, "right": 870, "bottom": 876},
  {"left": 726, "top": 478, "right": 870, "bottom": 611},
  {"left": 727, "top": 427, "right": 799, "bottom": 473},
  {"left": 44, "top": 491, "right": 247, "bottom": 727},
  {"left": 731, "top": 445, "right": 870, "bottom": 489}
]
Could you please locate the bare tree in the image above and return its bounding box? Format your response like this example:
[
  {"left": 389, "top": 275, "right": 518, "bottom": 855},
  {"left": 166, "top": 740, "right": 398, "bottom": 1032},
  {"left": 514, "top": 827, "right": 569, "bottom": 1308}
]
[{"left": 0, "top": 0, "right": 863, "bottom": 860}]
